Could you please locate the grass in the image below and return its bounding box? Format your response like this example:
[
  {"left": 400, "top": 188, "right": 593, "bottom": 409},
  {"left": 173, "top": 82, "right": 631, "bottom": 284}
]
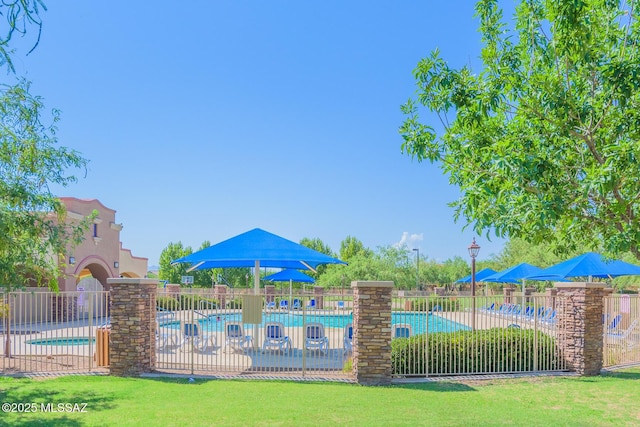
[{"left": 0, "top": 369, "right": 639, "bottom": 426}]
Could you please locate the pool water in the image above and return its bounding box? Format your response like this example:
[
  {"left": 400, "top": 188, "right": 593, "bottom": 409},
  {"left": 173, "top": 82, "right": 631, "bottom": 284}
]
[
  {"left": 160, "top": 312, "right": 469, "bottom": 334},
  {"left": 26, "top": 337, "right": 96, "bottom": 346}
]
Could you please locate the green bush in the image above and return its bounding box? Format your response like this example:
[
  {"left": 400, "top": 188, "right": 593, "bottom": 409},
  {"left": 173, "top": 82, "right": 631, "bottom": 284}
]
[
  {"left": 391, "top": 328, "right": 561, "bottom": 375},
  {"left": 157, "top": 296, "right": 179, "bottom": 311},
  {"left": 227, "top": 298, "right": 242, "bottom": 309},
  {"left": 408, "top": 298, "right": 460, "bottom": 312}
]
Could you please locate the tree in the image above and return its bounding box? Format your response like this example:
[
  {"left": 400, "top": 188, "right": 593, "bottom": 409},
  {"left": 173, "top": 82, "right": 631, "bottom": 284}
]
[
  {"left": 400, "top": 0, "right": 640, "bottom": 260},
  {"left": 339, "top": 235, "right": 372, "bottom": 262},
  {"left": 299, "top": 237, "right": 336, "bottom": 278},
  {"left": 1, "top": 1, "right": 94, "bottom": 357},
  {"left": 158, "top": 242, "right": 193, "bottom": 285}
]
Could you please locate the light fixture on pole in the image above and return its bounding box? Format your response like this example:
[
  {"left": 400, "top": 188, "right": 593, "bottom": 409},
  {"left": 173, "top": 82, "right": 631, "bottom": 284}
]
[
  {"left": 412, "top": 248, "right": 420, "bottom": 291},
  {"left": 468, "top": 238, "right": 480, "bottom": 330}
]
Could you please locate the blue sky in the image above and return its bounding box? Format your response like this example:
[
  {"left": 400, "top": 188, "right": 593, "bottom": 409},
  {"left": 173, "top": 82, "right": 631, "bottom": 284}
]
[{"left": 12, "top": 1, "right": 509, "bottom": 266}]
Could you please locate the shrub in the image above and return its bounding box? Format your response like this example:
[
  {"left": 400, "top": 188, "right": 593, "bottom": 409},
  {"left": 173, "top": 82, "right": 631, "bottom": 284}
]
[
  {"left": 227, "top": 298, "right": 242, "bottom": 309},
  {"left": 391, "top": 328, "right": 561, "bottom": 375},
  {"left": 157, "top": 296, "right": 179, "bottom": 311},
  {"left": 408, "top": 298, "right": 460, "bottom": 312}
]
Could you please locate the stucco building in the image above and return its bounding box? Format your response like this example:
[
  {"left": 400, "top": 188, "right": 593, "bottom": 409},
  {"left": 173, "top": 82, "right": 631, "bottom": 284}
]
[{"left": 58, "top": 197, "right": 148, "bottom": 292}]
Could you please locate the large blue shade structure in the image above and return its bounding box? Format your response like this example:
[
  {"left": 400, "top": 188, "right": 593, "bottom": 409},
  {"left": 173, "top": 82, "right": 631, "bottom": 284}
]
[
  {"left": 263, "top": 269, "right": 315, "bottom": 283},
  {"left": 483, "top": 263, "right": 545, "bottom": 284},
  {"left": 263, "top": 269, "right": 316, "bottom": 305},
  {"left": 456, "top": 268, "right": 498, "bottom": 283},
  {"left": 483, "top": 263, "right": 555, "bottom": 297},
  {"left": 171, "top": 228, "right": 346, "bottom": 293},
  {"left": 525, "top": 252, "right": 640, "bottom": 282}
]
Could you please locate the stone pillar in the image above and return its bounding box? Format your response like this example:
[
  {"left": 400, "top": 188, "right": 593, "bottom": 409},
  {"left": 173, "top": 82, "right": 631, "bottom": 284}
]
[
  {"left": 52, "top": 294, "right": 78, "bottom": 321},
  {"left": 545, "top": 288, "right": 558, "bottom": 311},
  {"left": 107, "top": 278, "right": 158, "bottom": 377},
  {"left": 503, "top": 286, "right": 515, "bottom": 304},
  {"left": 351, "top": 281, "right": 394, "bottom": 385},
  {"left": 554, "top": 282, "right": 606, "bottom": 376},
  {"left": 313, "top": 286, "right": 324, "bottom": 309},
  {"left": 165, "top": 284, "right": 180, "bottom": 299},
  {"left": 214, "top": 285, "right": 227, "bottom": 308},
  {"left": 265, "top": 285, "right": 275, "bottom": 303}
]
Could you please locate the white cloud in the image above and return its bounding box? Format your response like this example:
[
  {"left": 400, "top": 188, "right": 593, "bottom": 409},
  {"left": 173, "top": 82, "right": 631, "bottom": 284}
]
[{"left": 395, "top": 232, "right": 424, "bottom": 250}]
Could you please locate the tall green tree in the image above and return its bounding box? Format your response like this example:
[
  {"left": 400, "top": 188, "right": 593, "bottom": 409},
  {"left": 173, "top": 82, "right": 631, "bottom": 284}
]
[
  {"left": 299, "top": 237, "right": 336, "bottom": 279},
  {"left": 401, "top": 0, "right": 640, "bottom": 260},
  {"left": 339, "top": 235, "right": 372, "bottom": 262},
  {"left": 1, "top": 1, "right": 94, "bottom": 358},
  {"left": 158, "top": 242, "right": 193, "bottom": 285}
]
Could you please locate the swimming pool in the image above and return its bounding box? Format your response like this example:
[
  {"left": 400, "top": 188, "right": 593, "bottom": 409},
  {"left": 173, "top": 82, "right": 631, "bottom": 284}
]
[
  {"left": 160, "top": 311, "right": 469, "bottom": 334},
  {"left": 26, "top": 337, "right": 96, "bottom": 346}
]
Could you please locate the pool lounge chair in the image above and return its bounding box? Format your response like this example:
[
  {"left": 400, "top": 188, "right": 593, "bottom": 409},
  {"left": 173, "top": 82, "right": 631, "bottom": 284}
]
[
  {"left": 225, "top": 321, "right": 253, "bottom": 353},
  {"left": 292, "top": 299, "right": 302, "bottom": 310},
  {"left": 305, "top": 322, "right": 329, "bottom": 354},
  {"left": 606, "top": 318, "right": 640, "bottom": 349},
  {"left": 279, "top": 300, "right": 289, "bottom": 310},
  {"left": 265, "top": 301, "right": 276, "bottom": 311},
  {"left": 156, "top": 327, "right": 178, "bottom": 350},
  {"left": 180, "top": 321, "right": 215, "bottom": 352},
  {"left": 306, "top": 299, "right": 316, "bottom": 309},
  {"left": 392, "top": 323, "right": 412, "bottom": 339},
  {"left": 335, "top": 300, "right": 346, "bottom": 310},
  {"left": 343, "top": 323, "right": 353, "bottom": 355},
  {"left": 262, "top": 322, "right": 291, "bottom": 354}
]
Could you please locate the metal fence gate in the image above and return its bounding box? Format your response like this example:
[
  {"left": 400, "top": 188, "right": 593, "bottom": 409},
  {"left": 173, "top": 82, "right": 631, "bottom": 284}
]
[
  {"left": 391, "top": 294, "right": 569, "bottom": 377},
  {"left": 603, "top": 294, "right": 640, "bottom": 368},
  {"left": 154, "top": 289, "right": 354, "bottom": 379},
  {"left": 1, "top": 289, "right": 110, "bottom": 374}
]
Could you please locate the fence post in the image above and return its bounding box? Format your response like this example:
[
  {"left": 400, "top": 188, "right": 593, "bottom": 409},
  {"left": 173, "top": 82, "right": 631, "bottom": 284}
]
[
  {"left": 107, "top": 278, "right": 158, "bottom": 377},
  {"left": 554, "top": 282, "right": 606, "bottom": 376},
  {"left": 351, "top": 280, "right": 394, "bottom": 385}
]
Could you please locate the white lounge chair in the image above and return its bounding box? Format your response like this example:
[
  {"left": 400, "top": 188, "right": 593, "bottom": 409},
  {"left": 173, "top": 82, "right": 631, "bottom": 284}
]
[
  {"left": 262, "top": 322, "right": 291, "bottom": 354},
  {"left": 392, "top": 323, "right": 412, "bottom": 339},
  {"left": 343, "top": 323, "right": 353, "bottom": 355},
  {"left": 225, "top": 321, "right": 253, "bottom": 353},
  {"left": 305, "top": 322, "right": 329, "bottom": 354},
  {"left": 180, "top": 321, "right": 215, "bottom": 352}
]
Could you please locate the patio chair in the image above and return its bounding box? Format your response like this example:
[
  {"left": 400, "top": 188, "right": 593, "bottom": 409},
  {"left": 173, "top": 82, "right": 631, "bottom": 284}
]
[
  {"left": 606, "top": 319, "right": 640, "bottom": 349},
  {"left": 225, "top": 321, "right": 253, "bottom": 353},
  {"left": 335, "top": 300, "right": 346, "bottom": 310},
  {"left": 157, "top": 326, "right": 179, "bottom": 350},
  {"left": 306, "top": 299, "right": 316, "bottom": 309},
  {"left": 392, "top": 323, "right": 412, "bottom": 339},
  {"left": 265, "top": 301, "right": 276, "bottom": 311},
  {"left": 279, "top": 300, "right": 289, "bottom": 310},
  {"left": 292, "top": 299, "right": 302, "bottom": 310},
  {"left": 343, "top": 323, "right": 353, "bottom": 355},
  {"left": 305, "top": 322, "right": 329, "bottom": 354},
  {"left": 261, "top": 322, "right": 291, "bottom": 354},
  {"left": 180, "top": 321, "right": 215, "bottom": 352}
]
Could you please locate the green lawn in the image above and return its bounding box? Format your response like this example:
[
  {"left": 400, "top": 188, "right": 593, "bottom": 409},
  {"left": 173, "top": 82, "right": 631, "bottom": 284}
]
[{"left": 1, "top": 369, "right": 639, "bottom": 426}]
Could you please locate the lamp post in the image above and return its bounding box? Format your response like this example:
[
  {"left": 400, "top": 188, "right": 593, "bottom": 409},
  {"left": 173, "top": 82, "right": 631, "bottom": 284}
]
[
  {"left": 412, "top": 248, "right": 420, "bottom": 291},
  {"left": 468, "top": 238, "right": 480, "bottom": 330}
]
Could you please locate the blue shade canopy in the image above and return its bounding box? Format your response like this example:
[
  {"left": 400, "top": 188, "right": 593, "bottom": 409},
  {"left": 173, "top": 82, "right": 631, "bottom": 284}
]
[
  {"left": 525, "top": 252, "right": 640, "bottom": 280},
  {"left": 171, "top": 228, "right": 347, "bottom": 271},
  {"left": 483, "top": 263, "right": 546, "bottom": 284},
  {"left": 456, "top": 268, "right": 498, "bottom": 283},
  {"left": 263, "top": 269, "right": 315, "bottom": 283}
]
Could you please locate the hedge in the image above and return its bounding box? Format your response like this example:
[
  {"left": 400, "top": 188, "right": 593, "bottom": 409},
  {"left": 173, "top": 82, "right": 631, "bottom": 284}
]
[{"left": 391, "top": 328, "right": 561, "bottom": 375}]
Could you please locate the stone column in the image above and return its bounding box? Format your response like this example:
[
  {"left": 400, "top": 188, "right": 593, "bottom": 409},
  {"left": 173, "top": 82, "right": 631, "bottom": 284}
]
[
  {"left": 554, "top": 282, "right": 606, "bottom": 376},
  {"left": 165, "top": 284, "right": 180, "bottom": 299},
  {"left": 214, "top": 285, "right": 227, "bottom": 308},
  {"left": 351, "top": 280, "right": 394, "bottom": 385},
  {"left": 313, "top": 286, "right": 324, "bottom": 309},
  {"left": 265, "top": 285, "right": 275, "bottom": 303},
  {"left": 545, "top": 288, "right": 558, "bottom": 311},
  {"left": 107, "top": 278, "right": 158, "bottom": 377},
  {"left": 503, "top": 286, "right": 515, "bottom": 304}
]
